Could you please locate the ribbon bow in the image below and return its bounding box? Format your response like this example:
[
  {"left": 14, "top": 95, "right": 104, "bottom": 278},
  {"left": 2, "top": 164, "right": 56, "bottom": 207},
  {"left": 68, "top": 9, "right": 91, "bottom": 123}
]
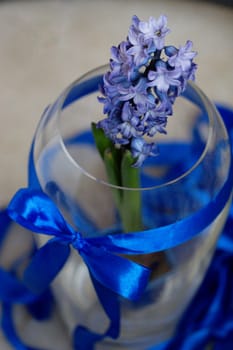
[
  {"left": 7, "top": 188, "right": 153, "bottom": 348},
  {"left": 7, "top": 188, "right": 151, "bottom": 300}
]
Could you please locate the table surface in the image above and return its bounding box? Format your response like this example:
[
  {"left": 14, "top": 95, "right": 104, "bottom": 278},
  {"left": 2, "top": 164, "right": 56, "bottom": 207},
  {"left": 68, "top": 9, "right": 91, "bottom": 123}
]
[{"left": 0, "top": 1, "right": 232, "bottom": 349}]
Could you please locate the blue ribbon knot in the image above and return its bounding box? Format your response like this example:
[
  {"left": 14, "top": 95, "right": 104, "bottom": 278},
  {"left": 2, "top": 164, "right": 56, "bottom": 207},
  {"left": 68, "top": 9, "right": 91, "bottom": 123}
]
[{"left": 71, "top": 231, "right": 86, "bottom": 251}]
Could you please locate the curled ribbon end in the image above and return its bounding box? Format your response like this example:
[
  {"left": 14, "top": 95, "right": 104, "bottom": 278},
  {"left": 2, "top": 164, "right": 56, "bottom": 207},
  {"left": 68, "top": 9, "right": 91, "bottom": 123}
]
[{"left": 127, "top": 265, "right": 151, "bottom": 301}]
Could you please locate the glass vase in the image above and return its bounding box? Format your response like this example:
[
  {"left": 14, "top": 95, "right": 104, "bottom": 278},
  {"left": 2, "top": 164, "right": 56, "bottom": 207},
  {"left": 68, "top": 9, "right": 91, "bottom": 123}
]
[{"left": 32, "top": 65, "right": 232, "bottom": 349}]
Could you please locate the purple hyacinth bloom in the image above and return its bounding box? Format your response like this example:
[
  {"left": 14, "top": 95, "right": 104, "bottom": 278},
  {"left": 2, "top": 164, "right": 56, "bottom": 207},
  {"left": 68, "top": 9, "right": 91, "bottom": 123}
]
[
  {"left": 130, "top": 15, "right": 141, "bottom": 34},
  {"left": 98, "top": 104, "right": 134, "bottom": 146},
  {"left": 111, "top": 41, "right": 131, "bottom": 65},
  {"left": 97, "top": 95, "right": 113, "bottom": 115},
  {"left": 131, "top": 137, "right": 158, "bottom": 167},
  {"left": 138, "top": 15, "right": 170, "bottom": 50},
  {"left": 102, "top": 72, "right": 121, "bottom": 101},
  {"left": 144, "top": 108, "right": 168, "bottom": 136},
  {"left": 155, "top": 90, "right": 173, "bottom": 115},
  {"left": 118, "top": 77, "right": 155, "bottom": 113},
  {"left": 146, "top": 117, "right": 167, "bottom": 137},
  {"left": 168, "top": 40, "right": 197, "bottom": 72},
  {"left": 148, "top": 60, "right": 181, "bottom": 92},
  {"left": 97, "top": 14, "right": 197, "bottom": 167},
  {"left": 110, "top": 41, "right": 134, "bottom": 79},
  {"left": 119, "top": 102, "right": 141, "bottom": 140},
  {"left": 127, "top": 29, "right": 153, "bottom": 66},
  {"left": 186, "top": 62, "right": 197, "bottom": 81}
]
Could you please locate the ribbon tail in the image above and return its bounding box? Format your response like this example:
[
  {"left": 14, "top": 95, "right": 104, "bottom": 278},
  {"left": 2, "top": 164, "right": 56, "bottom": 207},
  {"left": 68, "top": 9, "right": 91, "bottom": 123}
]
[
  {"left": 73, "top": 276, "right": 120, "bottom": 350},
  {"left": 73, "top": 245, "right": 150, "bottom": 348},
  {"left": 26, "top": 288, "right": 54, "bottom": 321},
  {"left": 1, "top": 302, "right": 46, "bottom": 350},
  {"left": 0, "top": 268, "right": 37, "bottom": 304},
  {"left": 0, "top": 209, "right": 12, "bottom": 245},
  {"left": 81, "top": 243, "right": 151, "bottom": 301},
  {"left": 91, "top": 274, "right": 120, "bottom": 339},
  {"left": 166, "top": 329, "right": 211, "bottom": 350},
  {"left": 23, "top": 239, "right": 70, "bottom": 294},
  {"left": 73, "top": 326, "right": 102, "bottom": 350}
]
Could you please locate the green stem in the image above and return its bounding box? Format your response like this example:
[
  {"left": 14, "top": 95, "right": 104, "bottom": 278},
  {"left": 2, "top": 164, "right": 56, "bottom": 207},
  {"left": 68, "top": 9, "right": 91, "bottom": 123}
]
[
  {"left": 120, "top": 151, "right": 143, "bottom": 232},
  {"left": 103, "top": 149, "right": 122, "bottom": 208},
  {"left": 92, "top": 123, "right": 143, "bottom": 233}
]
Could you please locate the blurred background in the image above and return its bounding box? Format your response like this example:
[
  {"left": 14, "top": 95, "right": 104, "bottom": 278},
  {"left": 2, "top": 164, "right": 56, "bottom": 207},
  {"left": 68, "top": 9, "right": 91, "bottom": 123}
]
[
  {"left": 0, "top": 0, "right": 232, "bottom": 207},
  {"left": 0, "top": 0, "right": 232, "bottom": 348}
]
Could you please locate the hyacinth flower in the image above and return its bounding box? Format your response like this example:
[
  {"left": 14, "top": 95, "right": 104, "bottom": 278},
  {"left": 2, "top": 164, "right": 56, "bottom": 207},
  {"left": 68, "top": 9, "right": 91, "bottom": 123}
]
[{"left": 92, "top": 14, "right": 197, "bottom": 235}]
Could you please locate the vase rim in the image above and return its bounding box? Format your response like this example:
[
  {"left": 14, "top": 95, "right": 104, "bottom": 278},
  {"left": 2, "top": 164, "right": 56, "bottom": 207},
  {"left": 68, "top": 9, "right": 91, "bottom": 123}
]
[{"left": 43, "top": 65, "right": 225, "bottom": 191}]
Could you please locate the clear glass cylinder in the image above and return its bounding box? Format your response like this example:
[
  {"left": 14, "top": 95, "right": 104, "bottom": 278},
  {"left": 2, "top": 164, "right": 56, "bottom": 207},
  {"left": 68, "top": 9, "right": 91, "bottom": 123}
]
[{"left": 33, "top": 65, "right": 232, "bottom": 349}]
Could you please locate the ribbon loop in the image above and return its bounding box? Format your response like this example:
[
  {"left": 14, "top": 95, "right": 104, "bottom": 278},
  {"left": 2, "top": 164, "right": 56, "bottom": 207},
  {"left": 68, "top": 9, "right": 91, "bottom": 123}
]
[{"left": 8, "top": 188, "right": 75, "bottom": 240}]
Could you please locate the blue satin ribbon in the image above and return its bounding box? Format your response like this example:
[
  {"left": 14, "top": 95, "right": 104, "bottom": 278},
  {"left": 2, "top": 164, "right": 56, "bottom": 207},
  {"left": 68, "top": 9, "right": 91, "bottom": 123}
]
[
  {"left": 0, "top": 208, "right": 54, "bottom": 350},
  {"left": 1, "top": 98, "right": 233, "bottom": 349},
  {"left": 164, "top": 228, "right": 233, "bottom": 349}
]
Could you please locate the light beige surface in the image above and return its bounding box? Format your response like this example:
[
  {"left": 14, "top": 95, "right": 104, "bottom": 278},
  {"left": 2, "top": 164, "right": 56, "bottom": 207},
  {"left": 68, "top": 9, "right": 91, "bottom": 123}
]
[{"left": 0, "top": 0, "right": 232, "bottom": 349}]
